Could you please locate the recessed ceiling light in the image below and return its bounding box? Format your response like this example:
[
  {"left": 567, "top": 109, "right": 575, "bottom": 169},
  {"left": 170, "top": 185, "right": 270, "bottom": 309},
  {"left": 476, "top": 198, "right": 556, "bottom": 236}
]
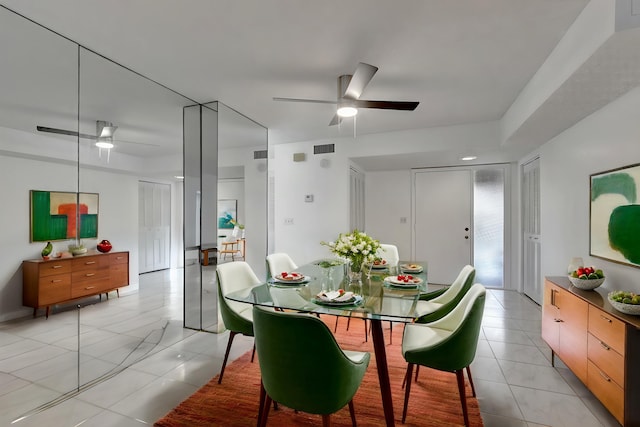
[{"left": 461, "top": 156, "right": 477, "bottom": 161}]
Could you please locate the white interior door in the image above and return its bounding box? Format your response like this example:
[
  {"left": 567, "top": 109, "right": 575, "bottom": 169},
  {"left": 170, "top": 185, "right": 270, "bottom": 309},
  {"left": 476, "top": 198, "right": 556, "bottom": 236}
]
[
  {"left": 139, "top": 181, "right": 171, "bottom": 273},
  {"left": 414, "top": 170, "right": 472, "bottom": 285},
  {"left": 522, "top": 158, "right": 542, "bottom": 304}
]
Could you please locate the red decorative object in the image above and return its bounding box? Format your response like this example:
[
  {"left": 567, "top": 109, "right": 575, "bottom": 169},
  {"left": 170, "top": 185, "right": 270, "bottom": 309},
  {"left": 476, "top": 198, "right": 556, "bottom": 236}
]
[{"left": 97, "top": 239, "right": 112, "bottom": 253}]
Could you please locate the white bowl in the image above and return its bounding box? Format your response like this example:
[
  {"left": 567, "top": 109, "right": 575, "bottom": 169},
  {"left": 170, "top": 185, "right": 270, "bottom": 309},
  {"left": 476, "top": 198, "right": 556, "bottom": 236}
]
[
  {"left": 567, "top": 276, "right": 604, "bottom": 290},
  {"left": 608, "top": 292, "right": 640, "bottom": 315}
]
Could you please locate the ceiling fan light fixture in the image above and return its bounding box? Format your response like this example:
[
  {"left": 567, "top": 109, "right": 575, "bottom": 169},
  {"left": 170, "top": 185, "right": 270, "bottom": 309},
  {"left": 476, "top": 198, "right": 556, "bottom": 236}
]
[
  {"left": 97, "top": 120, "right": 118, "bottom": 138},
  {"left": 96, "top": 141, "right": 114, "bottom": 149},
  {"left": 337, "top": 106, "right": 358, "bottom": 118}
]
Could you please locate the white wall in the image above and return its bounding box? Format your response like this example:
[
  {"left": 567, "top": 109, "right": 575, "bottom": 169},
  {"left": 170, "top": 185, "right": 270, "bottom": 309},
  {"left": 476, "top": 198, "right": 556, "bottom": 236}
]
[
  {"left": 365, "top": 170, "right": 412, "bottom": 257},
  {"left": 0, "top": 154, "right": 139, "bottom": 321},
  {"left": 539, "top": 85, "right": 640, "bottom": 294}
]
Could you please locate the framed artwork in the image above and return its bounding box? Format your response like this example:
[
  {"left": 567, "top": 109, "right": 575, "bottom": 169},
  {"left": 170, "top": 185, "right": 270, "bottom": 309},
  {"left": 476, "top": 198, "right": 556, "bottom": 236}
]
[
  {"left": 590, "top": 163, "right": 640, "bottom": 268},
  {"left": 30, "top": 190, "right": 99, "bottom": 242},
  {"left": 218, "top": 199, "right": 237, "bottom": 229}
]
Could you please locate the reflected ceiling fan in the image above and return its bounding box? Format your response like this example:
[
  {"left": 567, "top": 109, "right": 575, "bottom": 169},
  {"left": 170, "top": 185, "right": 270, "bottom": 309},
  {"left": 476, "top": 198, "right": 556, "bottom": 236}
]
[
  {"left": 273, "top": 62, "right": 419, "bottom": 126},
  {"left": 37, "top": 120, "right": 159, "bottom": 160}
]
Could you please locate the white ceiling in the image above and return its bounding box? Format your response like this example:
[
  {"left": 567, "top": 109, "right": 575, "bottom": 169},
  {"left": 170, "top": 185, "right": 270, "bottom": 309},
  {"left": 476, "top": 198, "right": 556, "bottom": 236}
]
[{"left": 0, "top": 0, "right": 590, "bottom": 151}]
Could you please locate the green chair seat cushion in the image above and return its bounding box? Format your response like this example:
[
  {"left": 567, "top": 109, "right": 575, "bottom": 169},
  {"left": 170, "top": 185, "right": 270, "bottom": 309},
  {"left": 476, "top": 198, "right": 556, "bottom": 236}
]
[
  {"left": 343, "top": 350, "right": 370, "bottom": 364},
  {"left": 402, "top": 324, "right": 453, "bottom": 361}
]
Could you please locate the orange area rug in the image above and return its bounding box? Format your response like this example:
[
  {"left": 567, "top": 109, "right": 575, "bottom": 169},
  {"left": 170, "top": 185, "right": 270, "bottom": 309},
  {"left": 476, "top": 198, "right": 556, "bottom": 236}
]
[{"left": 155, "top": 316, "right": 483, "bottom": 426}]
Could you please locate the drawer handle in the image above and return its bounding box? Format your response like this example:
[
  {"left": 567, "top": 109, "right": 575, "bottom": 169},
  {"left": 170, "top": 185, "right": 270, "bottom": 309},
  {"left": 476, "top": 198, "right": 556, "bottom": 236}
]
[
  {"left": 52, "top": 265, "right": 62, "bottom": 269},
  {"left": 598, "top": 370, "right": 611, "bottom": 382},
  {"left": 116, "top": 257, "right": 124, "bottom": 260},
  {"left": 84, "top": 286, "right": 95, "bottom": 290},
  {"left": 599, "top": 341, "right": 610, "bottom": 351},
  {"left": 51, "top": 279, "right": 62, "bottom": 283},
  {"left": 554, "top": 318, "right": 564, "bottom": 323},
  {"left": 85, "top": 273, "right": 95, "bottom": 277},
  {"left": 85, "top": 261, "right": 96, "bottom": 265},
  {"left": 600, "top": 315, "right": 612, "bottom": 323}
]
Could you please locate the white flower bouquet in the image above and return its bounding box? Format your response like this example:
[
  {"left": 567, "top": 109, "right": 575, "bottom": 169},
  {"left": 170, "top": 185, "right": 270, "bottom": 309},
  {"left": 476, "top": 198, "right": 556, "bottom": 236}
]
[{"left": 321, "top": 229, "right": 381, "bottom": 273}]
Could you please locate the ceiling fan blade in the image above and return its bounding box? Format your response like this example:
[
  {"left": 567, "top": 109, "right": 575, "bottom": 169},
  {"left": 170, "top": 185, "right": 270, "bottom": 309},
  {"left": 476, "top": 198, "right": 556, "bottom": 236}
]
[
  {"left": 328, "top": 114, "right": 342, "bottom": 126},
  {"left": 353, "top": 100, "right": 419, "bottom": 111},
  {"left": 343, "top": 63, "right": 378, "bottom": 100},
  {"left": 273, "top": 97, "right": 336, "bottom": 104},
  {"left": 37, "top": 126, "right": 96, "bottom": 140}
]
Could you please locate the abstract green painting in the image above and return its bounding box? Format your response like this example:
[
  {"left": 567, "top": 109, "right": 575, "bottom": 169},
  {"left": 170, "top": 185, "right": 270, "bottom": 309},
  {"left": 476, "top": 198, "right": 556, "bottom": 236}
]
[
  {"left": 30, "top": 190, "right": 99, "bottom": 242},
  {"left": 590, "top": 163, "right": 640, "bottom": 267}
]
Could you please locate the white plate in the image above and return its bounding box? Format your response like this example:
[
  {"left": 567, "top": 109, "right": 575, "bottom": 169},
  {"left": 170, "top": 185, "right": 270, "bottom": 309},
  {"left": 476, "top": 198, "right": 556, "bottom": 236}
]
[
  {"left": 400, "top": 264, "right": 423, "bottom": 273},
  {"left": 313, "top": 295, "right": 363, "bottom": 306},
  {"left": 384, "top": 276, "right": 423, "bottom": 287},
  {"left": 273, "top": 274, "right": 310, "bottom": 284},
  {"left": 369, "top": 260, "right": 388, "bottom": 269}
]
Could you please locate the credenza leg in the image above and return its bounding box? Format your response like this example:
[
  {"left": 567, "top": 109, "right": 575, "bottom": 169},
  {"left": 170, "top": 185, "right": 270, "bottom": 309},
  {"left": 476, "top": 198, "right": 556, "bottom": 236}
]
[
  {"left": 45, "top": 306, "right": 50, "bottom": 319},
  {"left": 33, "top": 308, "right": 37, "bottom": 318},
  {"left": 550, "top": 350, "right": 555, "bottom": 367}
]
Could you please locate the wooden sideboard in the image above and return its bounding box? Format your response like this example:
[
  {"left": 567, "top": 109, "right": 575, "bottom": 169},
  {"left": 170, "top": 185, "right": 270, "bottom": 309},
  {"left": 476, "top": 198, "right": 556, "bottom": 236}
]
[
  {"left": 543, "top": 277, "right": 640, "bottom": 426},
  {"left": 23, "top": 251, "right": 129, "bottom": 318}
]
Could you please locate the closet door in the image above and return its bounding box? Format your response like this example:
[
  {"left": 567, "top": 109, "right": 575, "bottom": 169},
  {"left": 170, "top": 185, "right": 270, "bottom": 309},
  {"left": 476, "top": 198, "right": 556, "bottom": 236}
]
[
  {"left": 522, "top": 158, "right": 541, "bottom": 304},
  {"left": 139, "top": 181, "right": 171, "bottom": 273}
]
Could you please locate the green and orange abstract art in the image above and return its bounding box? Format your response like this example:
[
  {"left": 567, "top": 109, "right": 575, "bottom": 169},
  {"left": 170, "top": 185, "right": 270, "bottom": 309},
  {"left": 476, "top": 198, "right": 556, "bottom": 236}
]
[{"left": 30, "top": 190, "right": 98, "bottom": 242}]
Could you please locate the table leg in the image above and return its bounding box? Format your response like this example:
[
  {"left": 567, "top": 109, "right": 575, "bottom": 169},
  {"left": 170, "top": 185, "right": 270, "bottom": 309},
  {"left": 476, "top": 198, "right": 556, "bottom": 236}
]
[{"left": 370, "top": 318, "right": 395, "bottom": 427}]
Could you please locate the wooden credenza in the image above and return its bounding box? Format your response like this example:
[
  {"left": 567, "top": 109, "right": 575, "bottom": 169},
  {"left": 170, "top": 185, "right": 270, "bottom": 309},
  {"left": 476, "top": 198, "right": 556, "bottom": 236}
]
[
  {"left": 23, "top": 251, "right": 129, "bottom": 317},
  {"left": 543, "top": 277, "right": 640, "bottom": 426}
]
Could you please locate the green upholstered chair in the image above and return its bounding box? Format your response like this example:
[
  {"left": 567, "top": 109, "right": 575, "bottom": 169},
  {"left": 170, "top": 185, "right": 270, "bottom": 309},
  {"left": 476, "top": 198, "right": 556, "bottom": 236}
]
[
  {"left": 216, "top": 261, "right": 261, "bottom": 384},
  {"left": 414, "top": 264, "right": 476, "bottom": 323},
  {"left": 252, "top": 305, "right": 370, "bottom": 427},
  {"left": 401, "top": 283, "right": 486, "bottom": 426}
]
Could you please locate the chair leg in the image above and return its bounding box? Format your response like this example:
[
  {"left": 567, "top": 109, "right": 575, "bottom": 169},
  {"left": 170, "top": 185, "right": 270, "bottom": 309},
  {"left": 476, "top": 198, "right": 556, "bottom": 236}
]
[
  {"left": 402, "top": 363, "right": 415, "bottom": 423},
  {"left": 260, "top": 394, "right": 272, "bottom": 427},
  {"left": 466, "top": 366, "right": 476, "bottom": 397},
  {"left": 322, "top": 414, "right": 332, "bottom": 427},
  {"left": 414, "top": 365, "right": 420, "bottom": 383},
  {"left": 257, "top": 380, "right": 266, "bottom": 427},
  {"left": 334, "top": 316, "right": 340, "bottom": 332},
  {"left": 218, "top": 331, "right": 237, "bottom": 384},
  {"left": 251, "top": 343, "right": 256, "bottom": 363},
  {"left": 388, "top": 321, "right": 393, "bottom": 345},
  {"left": 456, "top": 369, "right": 470, "bottom": 427},
  {"left": 348, "top": 399, "right": 357, "bottom": 427},
  {"left": 346, "top": 316, "right": 351, "bottom": 331}
]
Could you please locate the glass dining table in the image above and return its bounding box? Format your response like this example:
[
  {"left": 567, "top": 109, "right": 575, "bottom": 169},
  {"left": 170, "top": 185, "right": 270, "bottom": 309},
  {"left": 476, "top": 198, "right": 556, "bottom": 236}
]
[{"left": 224, "top": 260, "right": 429, "bottom": 427}]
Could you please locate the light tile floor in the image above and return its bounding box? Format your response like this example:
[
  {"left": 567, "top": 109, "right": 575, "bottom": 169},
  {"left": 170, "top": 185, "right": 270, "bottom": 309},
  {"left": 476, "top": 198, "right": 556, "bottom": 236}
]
[{"left": 0, "top": 269, "right": 621, "bottom": 426}]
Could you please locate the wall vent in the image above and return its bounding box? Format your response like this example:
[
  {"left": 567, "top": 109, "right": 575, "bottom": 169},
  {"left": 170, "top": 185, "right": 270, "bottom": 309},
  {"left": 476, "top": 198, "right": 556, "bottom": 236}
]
[
  {"left": 314, "top": 144, "right": 335, "bottom": 154},
  {"left": 253, "top": 150, "right": 268, "bottom": 159}
]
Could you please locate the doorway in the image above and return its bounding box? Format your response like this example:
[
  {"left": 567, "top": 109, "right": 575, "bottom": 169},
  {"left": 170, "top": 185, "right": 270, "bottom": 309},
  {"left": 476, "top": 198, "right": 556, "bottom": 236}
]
[
  {"left": 522, "top": 158, "right": 541, "bottom": 304},
  {"left": 138, "top": 181, "right": 171, "bottom": 273},
  {"left": 412, "top": 166, "right": 506, "bottom": 287}
]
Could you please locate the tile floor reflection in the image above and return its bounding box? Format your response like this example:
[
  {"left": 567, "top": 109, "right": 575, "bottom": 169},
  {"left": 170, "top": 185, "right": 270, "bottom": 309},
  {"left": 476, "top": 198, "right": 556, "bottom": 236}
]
[{"left": 0, "top": 270, "right": 621, "bottom": 426}]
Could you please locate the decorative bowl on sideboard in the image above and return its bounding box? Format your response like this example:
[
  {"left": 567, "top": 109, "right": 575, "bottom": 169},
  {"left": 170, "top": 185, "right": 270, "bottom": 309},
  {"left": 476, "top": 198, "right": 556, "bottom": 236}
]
[
  {"left": 568, "top": 276, "right": 604, "bottom": 290},
  {"left": 608, "top": 291, "right": 640, "bottom": 315}
]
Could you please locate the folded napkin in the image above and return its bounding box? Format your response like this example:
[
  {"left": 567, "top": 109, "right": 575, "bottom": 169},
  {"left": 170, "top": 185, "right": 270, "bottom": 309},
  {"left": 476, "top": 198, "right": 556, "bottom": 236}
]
[{"left": 317, "top": 290, "right": 355, "bottom": 302}]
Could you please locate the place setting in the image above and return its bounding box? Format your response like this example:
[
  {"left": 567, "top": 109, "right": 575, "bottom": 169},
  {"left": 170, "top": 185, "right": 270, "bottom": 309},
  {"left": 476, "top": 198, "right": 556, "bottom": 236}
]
[
  {"left": 312, "top": 289, "right": 363, "bottom": 306},
  {"left": 384, "top": 273, "right": 424, "bottom": 289},
  {"left": 269, "top": 271, "right": 312, "bottom": 287}
]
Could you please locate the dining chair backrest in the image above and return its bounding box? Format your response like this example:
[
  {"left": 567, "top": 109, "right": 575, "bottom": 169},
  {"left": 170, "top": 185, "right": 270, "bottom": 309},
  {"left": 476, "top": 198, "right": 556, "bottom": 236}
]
[
  {"left": 415, "top": 264, "right": 475, "bottom": 323},
  {"left": 266, "top": 252, "right": 298, "bottom": 279},
  {"left": 216, "top": 261, "right": 261, "bottom": 331},
  {"left": 377, "top": 243, "right": 400, "bottom": 265},
  {"left": 253, "top": 305, "right": 370, "bottom": 415},
  {"left": 405, "top": 283, "right": 486, "bottom": 371}
]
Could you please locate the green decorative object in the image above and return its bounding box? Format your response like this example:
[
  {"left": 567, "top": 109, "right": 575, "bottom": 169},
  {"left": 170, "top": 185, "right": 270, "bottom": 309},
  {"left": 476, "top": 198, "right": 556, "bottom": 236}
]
[{"left": 41, "top": 241, "right": 52, "bottom": 258}]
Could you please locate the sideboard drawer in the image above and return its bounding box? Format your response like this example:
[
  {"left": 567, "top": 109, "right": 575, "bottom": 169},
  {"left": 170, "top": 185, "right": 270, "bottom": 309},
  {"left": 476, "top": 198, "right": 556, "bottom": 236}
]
[
  {"left": 71, "top": 276, "right": 110, "bottom": 298},
  {"left": 587, "top": 332, "right": 624, "bottom": 387},
  {"left": 588, "top": 305, "right": 625, "bottom": 355},
  {"left": 38, "top": 274, "right": 71, "bottom": 305},
  {"left": 38, "top": 260, "right": 71, "bottom": 277},
  {"left": 110, "top": 253, "right": 128, "bottom": 264},
  {"left": 587, "top": 360, "right": 624, "bottom": 425}
]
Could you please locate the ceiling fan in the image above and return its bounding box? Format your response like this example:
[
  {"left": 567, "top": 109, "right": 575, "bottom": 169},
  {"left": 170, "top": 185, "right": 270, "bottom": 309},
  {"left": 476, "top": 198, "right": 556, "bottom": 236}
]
[
  {"left": 37, "top": 120, "right": 159, "bottom": 149},
  {"left": 273, "top": 62, "right": 419, "bottom": 126}
]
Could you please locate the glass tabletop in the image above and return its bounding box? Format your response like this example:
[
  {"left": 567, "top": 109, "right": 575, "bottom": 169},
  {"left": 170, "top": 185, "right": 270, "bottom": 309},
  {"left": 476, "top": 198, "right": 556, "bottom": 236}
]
[{"left": 224, "top": 260, "right": 430, "bottom": 322}]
